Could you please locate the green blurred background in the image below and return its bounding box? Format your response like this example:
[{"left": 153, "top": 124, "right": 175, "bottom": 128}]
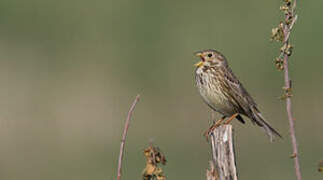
[{"left": 0, "top": 0, "right": 322, "bottom": 179}]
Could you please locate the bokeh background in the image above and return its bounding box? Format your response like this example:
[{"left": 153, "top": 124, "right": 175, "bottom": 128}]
[{"left": 0, "top": 0, "right": 322, "bottom": 179}]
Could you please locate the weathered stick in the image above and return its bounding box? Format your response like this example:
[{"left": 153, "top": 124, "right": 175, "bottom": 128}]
[
  {"left": 206, "top": 161, "right": 218, "bottom": 180},
  {"left": 117, "top": 95, "right": 140, "bottom": 180},
  {"left": 208, "top": 125, "right": 238, "bottom": 180}
]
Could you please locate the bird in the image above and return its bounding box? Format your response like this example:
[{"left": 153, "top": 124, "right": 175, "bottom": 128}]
[{"left": 194, "top": 49, "right": 281, "bottom": 141}]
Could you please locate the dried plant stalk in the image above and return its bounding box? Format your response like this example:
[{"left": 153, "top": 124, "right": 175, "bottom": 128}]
[
  {"left": 117, "top": 95, "right": 140, "bottom": 180},
  {"left": 271, "top": 0, "right": 302, "bottom": 179}
]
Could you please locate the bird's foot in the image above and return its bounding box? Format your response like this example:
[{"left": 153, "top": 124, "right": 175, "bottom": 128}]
[
  {"left": 224, "top": 113, "right": 238, "bottom": 125},
  {"left": 203, "top": 117, "right": 225, "bottom": 142}
]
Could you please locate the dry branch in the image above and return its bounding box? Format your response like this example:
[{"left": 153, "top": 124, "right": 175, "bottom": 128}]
[
  {"left": 271, "top": 0, "right": 302, "bottom": 179},
  {"left": 208, "top": 125, "right": 238, "bottom": 180},
  {"left": 117, "top": 95, "right": 140, "bottom": 180}
]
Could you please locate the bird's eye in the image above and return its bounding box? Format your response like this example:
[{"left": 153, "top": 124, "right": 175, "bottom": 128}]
[{"left": 207, "top": 53, "right": 212, "bottom": 57}]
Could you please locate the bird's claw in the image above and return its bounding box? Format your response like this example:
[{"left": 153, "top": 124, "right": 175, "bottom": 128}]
[{"left": 203, "top": 118, "right": 225, "bottom": 142}]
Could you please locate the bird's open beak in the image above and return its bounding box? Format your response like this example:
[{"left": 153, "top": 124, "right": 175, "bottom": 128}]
[
  {"left": 194, "top": 52, "right": 204, "bottom": 67},
  {"left": 194, "top": 61, "right": 203, "bottom": 67}
]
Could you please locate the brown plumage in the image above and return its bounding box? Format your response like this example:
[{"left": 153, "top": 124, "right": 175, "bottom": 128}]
[{"left": 194, "top": 49, "right": 281, "bottom": 141}]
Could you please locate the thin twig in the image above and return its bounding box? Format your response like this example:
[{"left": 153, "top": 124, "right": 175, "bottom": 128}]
[
  {"left": 281, "top": 0, "right": 302, "bottom": 180},
  {"left": 117, "top": 94, "right": 140, "bottom": 180},
  {"left": 283, "top": 54, "right": 302, "bottom": 180}
]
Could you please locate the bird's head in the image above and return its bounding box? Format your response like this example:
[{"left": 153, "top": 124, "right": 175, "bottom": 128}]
[{"left": 194, "top": 49, "right": 227, "bottom": 68}]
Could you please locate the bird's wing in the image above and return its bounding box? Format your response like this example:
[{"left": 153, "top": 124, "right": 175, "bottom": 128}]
[
  {"left": 220, "top": 66, "right": 282, "bottom": 140},
  {"left": 220, "top": 66, "right": 257, "bottom": 117}
]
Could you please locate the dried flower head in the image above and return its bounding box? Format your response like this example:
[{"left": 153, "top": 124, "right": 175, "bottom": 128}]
[{"left": 142, "top": 145, "right": 166, "bottom": 180}]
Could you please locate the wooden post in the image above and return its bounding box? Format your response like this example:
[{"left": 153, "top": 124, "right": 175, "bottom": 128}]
[{"left": 207, "top": 125, "right": 238, "bottom": 180}]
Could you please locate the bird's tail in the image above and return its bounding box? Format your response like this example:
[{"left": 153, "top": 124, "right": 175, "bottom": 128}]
[{"left": 251, "top": 107, "right": 282, "bottom": 142}]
